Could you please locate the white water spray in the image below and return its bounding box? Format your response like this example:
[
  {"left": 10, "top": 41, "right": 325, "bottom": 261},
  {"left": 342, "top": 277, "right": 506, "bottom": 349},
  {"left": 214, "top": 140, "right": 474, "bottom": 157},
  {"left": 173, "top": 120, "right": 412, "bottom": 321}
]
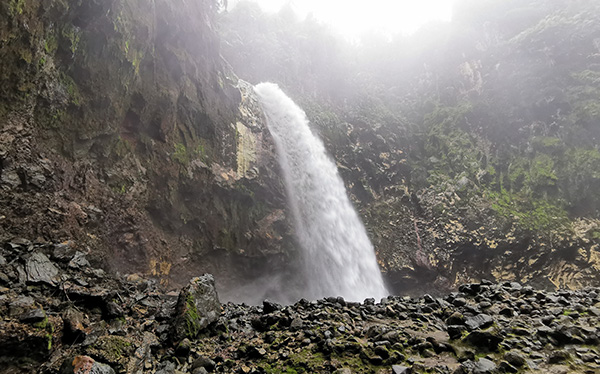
[{"left": 254, "top": 82, "right": 388, "bottom": 301}]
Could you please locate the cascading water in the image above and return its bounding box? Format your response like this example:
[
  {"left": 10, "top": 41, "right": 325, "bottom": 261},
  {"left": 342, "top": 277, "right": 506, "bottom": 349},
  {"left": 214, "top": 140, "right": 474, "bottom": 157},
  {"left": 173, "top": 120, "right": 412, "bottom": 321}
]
[{"left": 254, "top": 82, "right": 388, "bottom": 302}]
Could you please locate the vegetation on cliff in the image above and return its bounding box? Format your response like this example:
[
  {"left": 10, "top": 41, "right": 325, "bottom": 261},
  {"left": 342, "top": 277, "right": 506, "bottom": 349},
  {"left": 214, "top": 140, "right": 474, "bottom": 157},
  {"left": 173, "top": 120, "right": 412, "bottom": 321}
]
[
  {"left": 1, "top": 0, "right": 599, "bottom": 300},
  {"left": 0, "top": 0, "right": 293, "bottom": 296},
  {"left": 220, "top": 0, "right": 600, "bottom": 291}
]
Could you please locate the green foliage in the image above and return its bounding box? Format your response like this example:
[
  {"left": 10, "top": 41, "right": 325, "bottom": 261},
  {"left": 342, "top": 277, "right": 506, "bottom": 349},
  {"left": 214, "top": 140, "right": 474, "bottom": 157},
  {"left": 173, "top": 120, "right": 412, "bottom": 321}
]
[
  {"left": 61, "top": 26, "right": 81, "bottom": 55},
  {"left": 184, "top": 292, "right": 201, "bottom": 338},
  {"left": 114, "top": 136, "right": 131, "bottom": 158},
  {"left": 93, "top": 336, "right": 132, "bottom": 362},
  {"left": 61, "top": 74, "right": 81, "bottom": 106},
  {"left": 529, "top": 153, "right": 557, "bottom": 189},
  {"left": 8, "top": 0, "right": 25, "bottom": 16},
  {"left": 568, "top": 72, "right": 600, "bottom": 127},
  {"left": 532, "top": 136, "right": 561, "bottom": 151},
  {"left": 172, "top": 143, "right": 189, "bottom": 165},
  {"left": 420, "top": 103, "right": 484, "bottom": 186},
  {"left": 44, "top": 33, "right": 58, "bottom": 55},
  {"left": 488, "top": 187, "right": 568, "bottom": 232},
  {"left": 507, "top": 158, "right": 528, "bottom": 191},
  {"left": 33, "top": 312, "right": 54, "bottom": 351}
]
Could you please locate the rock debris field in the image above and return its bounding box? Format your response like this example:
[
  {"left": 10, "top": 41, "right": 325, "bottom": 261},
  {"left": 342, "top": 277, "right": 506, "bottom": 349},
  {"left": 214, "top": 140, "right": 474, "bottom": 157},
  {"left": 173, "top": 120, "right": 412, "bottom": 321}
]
[{"left": 1, "top": 240, "right": 600, "bottom": 373}]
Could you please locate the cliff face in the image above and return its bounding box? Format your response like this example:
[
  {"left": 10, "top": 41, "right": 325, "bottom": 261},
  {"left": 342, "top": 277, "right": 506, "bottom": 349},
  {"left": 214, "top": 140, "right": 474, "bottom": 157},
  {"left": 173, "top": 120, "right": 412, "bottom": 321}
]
[
  {"left": 2, "top": 0, "right": 599, "bottom": 299},
  {"left": 220, "top": 0, "right": 600, "bottom": 295},
  {"left": 0, "top": 0, "right": 293, "bottom": 293}
]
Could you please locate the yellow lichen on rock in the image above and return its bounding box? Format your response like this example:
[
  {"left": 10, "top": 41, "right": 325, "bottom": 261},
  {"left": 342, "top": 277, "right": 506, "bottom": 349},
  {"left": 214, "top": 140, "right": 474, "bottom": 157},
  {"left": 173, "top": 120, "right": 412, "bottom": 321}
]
[
  {"left": 546, "top": 260, "right": 586, "bottom": 290},
  {"left": 236, "top": 121, "right": 258, "bottom": 177}
]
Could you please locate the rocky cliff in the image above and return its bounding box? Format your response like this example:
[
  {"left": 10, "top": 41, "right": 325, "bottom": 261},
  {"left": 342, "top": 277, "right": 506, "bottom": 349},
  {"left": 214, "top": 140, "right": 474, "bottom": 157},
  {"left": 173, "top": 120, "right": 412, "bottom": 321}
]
[
  {"left": 2, "top": 0, "right": 600, "bottom": 301},
  {"left": 220, "top": 0, "right": 600, "bottom": 295},
  {"left": 0, "top": 0, "right": 293, "bottom": 296}
]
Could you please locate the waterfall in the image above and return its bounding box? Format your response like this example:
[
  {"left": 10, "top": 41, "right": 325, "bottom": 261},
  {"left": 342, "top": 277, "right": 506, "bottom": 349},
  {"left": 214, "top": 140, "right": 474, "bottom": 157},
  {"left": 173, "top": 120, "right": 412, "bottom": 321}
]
[{"left": 254, "top": 82, "right": 388, "bottom": 302}]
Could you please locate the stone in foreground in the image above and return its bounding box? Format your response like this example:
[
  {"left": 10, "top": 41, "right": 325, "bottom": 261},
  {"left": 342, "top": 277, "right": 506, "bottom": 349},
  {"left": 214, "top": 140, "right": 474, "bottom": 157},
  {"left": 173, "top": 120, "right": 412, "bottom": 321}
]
[
  {"left": 61, "top": 355, "right": 115, "bottom": 374},
  {"left": 171, "top": 274, "right": 221, "bottom": 341}
]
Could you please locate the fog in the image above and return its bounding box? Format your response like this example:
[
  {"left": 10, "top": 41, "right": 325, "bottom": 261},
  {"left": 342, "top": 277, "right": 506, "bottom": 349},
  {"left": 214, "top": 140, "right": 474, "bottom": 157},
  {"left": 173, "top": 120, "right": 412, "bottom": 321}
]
[{"left": 228, "top": 0, "right": 454, "bottom": 36}]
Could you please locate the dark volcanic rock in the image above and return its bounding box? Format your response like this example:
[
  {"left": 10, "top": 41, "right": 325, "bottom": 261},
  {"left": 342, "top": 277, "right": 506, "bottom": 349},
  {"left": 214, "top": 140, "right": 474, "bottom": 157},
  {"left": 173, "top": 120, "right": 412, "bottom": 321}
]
[
  {"left": 548, "top": 350, "right": 571, "bottom": 364},
  {"left": 19, "top": 308, "right": 46, "bottom": 324},
  {"left": 474, "top": 357, "right": 497, "bottom": 374},
  {"left": 465, "top": 314, "right": 494, "bottom": 331},
  {"left": 3, "top": 249, "right": 600, "bottom": 374},
  {"left": 263, "top": 299, "right": 283, "bottom": 314},
  {"left": 171, "top": 274, "right": 221, "bottom": 341},
  {"left": 504, "top": 351, "right": 526, "bottom": 367},
  {"left": 392, "top": 365, "right": 410, "bottom": 374},
  {"left": 464, "top": 331, "right": 504, "bottom": 351},
  {"left": 26, "top": 252, "right": 59, "bottom": 286},
  {"left": 60, "top": 355, "right": 116, "bottom": 374}
]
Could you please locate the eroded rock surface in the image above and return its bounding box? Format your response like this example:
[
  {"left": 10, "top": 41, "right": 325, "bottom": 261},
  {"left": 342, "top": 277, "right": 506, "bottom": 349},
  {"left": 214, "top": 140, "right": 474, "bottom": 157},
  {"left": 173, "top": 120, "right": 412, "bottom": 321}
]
[{"left": 0, "top": 0, "right": 293, "bottom": 296}]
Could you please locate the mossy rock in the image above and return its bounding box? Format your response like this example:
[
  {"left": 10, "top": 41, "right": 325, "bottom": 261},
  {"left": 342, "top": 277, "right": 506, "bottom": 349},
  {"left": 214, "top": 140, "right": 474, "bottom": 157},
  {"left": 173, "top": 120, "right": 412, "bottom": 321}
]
[
  {"left": 86, "top": 335, "right": 134, "bottom": 371},
  {"left": 171, "top": 274, "right": 221, "bottom": 341}
]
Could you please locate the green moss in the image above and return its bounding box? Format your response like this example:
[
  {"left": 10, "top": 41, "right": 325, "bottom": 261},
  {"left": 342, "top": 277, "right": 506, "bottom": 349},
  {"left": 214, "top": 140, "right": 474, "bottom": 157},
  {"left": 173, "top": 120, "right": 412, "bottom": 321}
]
[
  {"left": 184, "top": 292, "right": 202, "bottom": 338},
  {"left": 217, "top": 229, "right": 236, "bottom": 250},
  {"left": 260, "top": 345, "right": 384, "bottom": 374},
  {"left": 261, "top": 364, "right": 299, "bottom": 374},
  {"left": 34, "top": 314, "right": 54, "bottom": 352},
  {"left": 195, "top": 142, "right": 207, "bottom": 160},
  {"left": 488, "top": 187, "right": 568, "bottom": 232},
  {"left": 44, "top": 33, "right": 58, "bottom": 55},
  {"left": 61, "top": 73, "right": 81, "bottom": 106},
  {"left": 113, "top": 135, "right": 134, "bottom": 158},
  {"left": 33, "top": 316, "right": 48, "bottom": 330},
  {"left": 123, "top": 41, "right": 143, "bottom": 75},
  {"left": 92, "top": 335, "right": 132, "bottom": 362},
  {"left": 9, "top": 0, "right": 26, "bottom": 16},
  {"left": 529, "top": 153, "right": 557, "bottom": 188},
  {"left": 61, "top": 25, "right": 81, "bottom": 55},
  {"left": 172, "top": 143, "right": 189, "bottom": 165}
]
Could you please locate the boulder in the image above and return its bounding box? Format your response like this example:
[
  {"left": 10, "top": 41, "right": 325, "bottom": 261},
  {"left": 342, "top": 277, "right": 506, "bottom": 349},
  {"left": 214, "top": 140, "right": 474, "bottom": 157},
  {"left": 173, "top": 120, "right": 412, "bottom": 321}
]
[
  {"left": 61, "top": 355, "right": 115, "bottom": 374},
  {"left": 504, "top": 351, "right": 526, "bottom": 367},
  {"left": 464, "top": 331, "right": 503, "bottom": 351},
  {"left": 263, "top": 299, "right": 282, "bottom": 314},
  {"left": 473, "top": 357, "right": 496, "bottom": 374},
  {"left": 392, "top": 365, "right": 410, "bottom": 374},
  {"left": 26, "top": 252, "right": 59, "bottom": 286},
  {"left": 171, "top": 274, "right": 221, "bottom": 341},
  {"left": 19, "top": 308, "right": 46, "bottom": 324},
  {"left": 465, "top": 314, "right": 493, "bottom": 331}
]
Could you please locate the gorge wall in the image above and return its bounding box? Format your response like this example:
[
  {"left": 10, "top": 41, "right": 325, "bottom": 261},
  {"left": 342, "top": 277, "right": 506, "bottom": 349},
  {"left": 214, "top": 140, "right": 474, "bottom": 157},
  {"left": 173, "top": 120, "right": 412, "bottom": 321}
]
[
  {"left": 2, "top": 0, "right": 600, "bottom": 299},
  {"left": 0, "top": 0, "right": 294, "bottom": 297},
  {"left": 220, "top": 0, "right": 600, "bottom": 295}
]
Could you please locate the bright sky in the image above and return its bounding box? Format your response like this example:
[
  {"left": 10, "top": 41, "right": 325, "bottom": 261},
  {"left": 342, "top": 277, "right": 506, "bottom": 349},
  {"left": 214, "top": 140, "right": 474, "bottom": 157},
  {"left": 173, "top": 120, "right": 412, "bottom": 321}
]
[{"left": 231, "top": 0, "right": 454, "bottom": 36}]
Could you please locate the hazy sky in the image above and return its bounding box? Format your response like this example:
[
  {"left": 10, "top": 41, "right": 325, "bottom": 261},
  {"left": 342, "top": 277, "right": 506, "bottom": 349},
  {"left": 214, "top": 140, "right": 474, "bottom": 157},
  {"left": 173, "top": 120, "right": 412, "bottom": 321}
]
[{"left": 230, "top": 0, "right": 454, "bottom": 36}]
